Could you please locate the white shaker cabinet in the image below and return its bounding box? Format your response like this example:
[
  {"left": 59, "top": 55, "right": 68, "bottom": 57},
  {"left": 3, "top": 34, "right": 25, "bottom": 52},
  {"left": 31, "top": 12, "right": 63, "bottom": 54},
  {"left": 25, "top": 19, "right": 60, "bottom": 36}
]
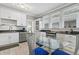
[
  {"left": 0, "top": 5, "right": 26, "bottom": 26},
  {"left": 0, "top": 6, "right": 17, "bottom": 20},
  {"left": 56, "top": 33, "right": 79, "bottom": 54},
  {"left": 0, "top": 33, "right": 19, "bottom": 46},
  {"left": 17, "top": 13, "right": 26, "bottom": 26},
  {"left": 0, "top": 33, "right": 10, "bottom": 46},
  {"left": 9, "top": 33, "right": 19, "bottom": 44}
]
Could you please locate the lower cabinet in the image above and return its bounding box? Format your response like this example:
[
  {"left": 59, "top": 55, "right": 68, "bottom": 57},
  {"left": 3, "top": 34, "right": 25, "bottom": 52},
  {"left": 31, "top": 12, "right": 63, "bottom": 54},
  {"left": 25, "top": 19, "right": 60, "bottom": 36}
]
[
  {"left": 9, "top": 33, "right": 19, "bottom": 44},
  {"left": 77, "top": 49, "right": 79, "bottom": 55},
  {"left": 0, "top": 32, "right": 19, "bottom": 46},
  {"left": 56, "top": 33, "right": 79, "bottom": 55},
  {"left": 0, "top": 33, "right": 10, "bottom": 46}
]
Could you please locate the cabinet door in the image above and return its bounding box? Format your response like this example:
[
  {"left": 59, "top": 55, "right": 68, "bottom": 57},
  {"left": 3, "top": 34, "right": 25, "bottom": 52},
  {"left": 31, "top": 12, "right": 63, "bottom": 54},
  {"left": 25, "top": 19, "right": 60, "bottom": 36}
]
[
  {"left": 56, "top": 34, "right": 65, "bottom": 42},
  {"left": 9, "top": 11, "right": 18, "bottom": 20},
  {"left": 0, "top": 7, "right": 12, "bottom": 19},
  {"left": 0, "top": 33, "right": 10, "bottom": 46},
  {"left": 17, "top": 16, "right": 24, "bottom": 26},
  {"left": 21, "top": 15, "right": 26, "bottom": 26},
  {"left": 63, "top": 35, "right": 76, "bottom": 47},
  {"left": 17, "top": 13, "right": 26, "bottom": 26},
  {"left": 0, "top": 9, "right": 8, "bottom": 18},
  {"left": 63, "top": 35, "right": 76, "bottom": 54},
  {"left": 9, "top": 33, "right": 19, "bottom": 43},
  {"left": 0, "top": 6, "right": 17, "bottom": 20},
  {"left": 39, "top": 20, "right": 43, "bottom": 30}
]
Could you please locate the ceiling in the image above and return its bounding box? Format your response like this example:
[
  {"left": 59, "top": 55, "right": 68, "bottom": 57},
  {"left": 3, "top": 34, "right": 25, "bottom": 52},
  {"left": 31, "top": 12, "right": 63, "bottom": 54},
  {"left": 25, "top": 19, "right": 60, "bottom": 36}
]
[{"left": 0, "top": 3, "right": 70, "bottom": 18}]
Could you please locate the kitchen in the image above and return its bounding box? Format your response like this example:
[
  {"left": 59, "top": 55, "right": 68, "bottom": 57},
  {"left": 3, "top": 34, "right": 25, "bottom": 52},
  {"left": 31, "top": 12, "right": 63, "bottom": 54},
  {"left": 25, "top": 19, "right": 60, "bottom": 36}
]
[{"left": 0, "top": 3, "right": 79, "bottom": 55}]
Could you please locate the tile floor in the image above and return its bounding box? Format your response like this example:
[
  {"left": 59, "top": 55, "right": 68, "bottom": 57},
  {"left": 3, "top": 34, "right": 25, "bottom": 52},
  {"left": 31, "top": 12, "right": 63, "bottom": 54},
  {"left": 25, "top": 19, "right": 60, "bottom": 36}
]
[{"left": 0, "top": 42, "right": 29, "bottom": 55}]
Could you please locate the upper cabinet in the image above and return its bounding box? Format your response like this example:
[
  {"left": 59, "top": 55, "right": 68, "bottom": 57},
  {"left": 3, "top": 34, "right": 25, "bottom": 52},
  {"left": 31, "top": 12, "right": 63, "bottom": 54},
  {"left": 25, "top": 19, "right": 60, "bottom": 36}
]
[
  {"left": 36, "top": 21, "right": 39, "bottom": 30},
  {"left": 0, "top": 5, "right": 26, "bottom": 26},
  {"left": 62, "top": 4, "right": 79, "bottom": 28},
  {"left": 35, "top": 4, "right": 79, "bottom": 29},
  {"left": 42, "top": 15, "right": 50, "bottom": 29},
  {"left": 50, "top": 17, "right": 60, "bottom": 28},
  {"left": 64, "top": 20, "right": 76, "bottom": 28},
  {"left": 63, "top": 4, "right": 79, "bottom": 15},
  {"left": 63, "top": 13, "right": 77, "bottom": 28},
  {"left": 63, "top": 14, "right": 77, "bottom": 28},
  {"left": 35, "top": 18, "right": 43, "bottom": 30},
  {"left": 50, "top": 12, "right": 61, "bottom": 28},
  {"left": 0, "top": 6, "right": 18, "bottom": 20},
  {"left": 17, "top": 13, "right": 27, "bottom": 26}
]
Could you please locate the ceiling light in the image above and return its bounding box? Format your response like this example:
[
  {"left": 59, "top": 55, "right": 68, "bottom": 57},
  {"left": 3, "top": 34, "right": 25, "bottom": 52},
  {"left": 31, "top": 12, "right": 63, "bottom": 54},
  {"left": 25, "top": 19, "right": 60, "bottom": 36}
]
[
  {"left": 15, "top": 3, "right": 31, "bottom": 10},
  {"left": 20, "top": 5, "right": 24, "bottom": 8}
]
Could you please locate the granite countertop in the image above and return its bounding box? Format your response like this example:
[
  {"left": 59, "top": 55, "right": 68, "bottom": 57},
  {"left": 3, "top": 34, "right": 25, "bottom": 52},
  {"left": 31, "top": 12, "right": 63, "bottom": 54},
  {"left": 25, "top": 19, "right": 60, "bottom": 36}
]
[
  {"left": 56, "top": 31, "right": 79, "bottom": 35},
  {"left": 40, "top": 30, "right": 79, "bottom": 35},
  {"left": 0, "top": 30, "right": 27, "bottom": 33},
  {"left": 40, "top": 29, "right": 79, "bottom": 35}
]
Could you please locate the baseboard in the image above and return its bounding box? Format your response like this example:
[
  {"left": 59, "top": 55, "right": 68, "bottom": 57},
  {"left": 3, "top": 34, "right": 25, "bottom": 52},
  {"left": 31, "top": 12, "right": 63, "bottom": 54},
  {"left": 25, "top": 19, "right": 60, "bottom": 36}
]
[
  {"left": 19, "top": 41, "right": 27, "bottom": 43},
  {"left": 0, "top": 43, "right": 19, "bottom": 51}
]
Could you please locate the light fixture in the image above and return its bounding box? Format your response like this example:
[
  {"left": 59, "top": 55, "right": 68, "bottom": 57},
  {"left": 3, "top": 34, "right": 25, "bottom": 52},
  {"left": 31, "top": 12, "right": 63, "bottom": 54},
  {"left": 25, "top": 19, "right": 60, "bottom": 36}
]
[
  {"left": 15, "top": 3, "right": 32, "bottom": 10},
  {"left": 20, "top": 4, "right": 25, "bottom": 8}
]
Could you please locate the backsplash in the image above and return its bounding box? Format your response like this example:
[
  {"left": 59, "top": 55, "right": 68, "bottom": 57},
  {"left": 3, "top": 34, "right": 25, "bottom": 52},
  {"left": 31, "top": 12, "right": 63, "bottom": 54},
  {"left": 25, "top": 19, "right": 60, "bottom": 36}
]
[{"left": 0, "top": 25, "right": 26, "bottom": 30}]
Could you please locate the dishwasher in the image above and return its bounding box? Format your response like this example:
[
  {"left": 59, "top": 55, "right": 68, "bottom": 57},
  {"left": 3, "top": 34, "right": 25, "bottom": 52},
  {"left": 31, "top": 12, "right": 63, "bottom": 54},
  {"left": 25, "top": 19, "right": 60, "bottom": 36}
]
[{"left": 19, "top": 32, "right": 27, "bottom": 43}]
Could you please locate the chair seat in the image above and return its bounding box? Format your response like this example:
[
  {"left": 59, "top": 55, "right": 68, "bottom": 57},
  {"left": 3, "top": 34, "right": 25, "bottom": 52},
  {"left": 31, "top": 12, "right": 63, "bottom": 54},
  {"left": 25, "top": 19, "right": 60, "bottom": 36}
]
[
  {"left": 51, "top": 49, "right": 70, "bottom": 55},
  {"left": 32, "top": 47, "right": 49, "bottom": 55}
]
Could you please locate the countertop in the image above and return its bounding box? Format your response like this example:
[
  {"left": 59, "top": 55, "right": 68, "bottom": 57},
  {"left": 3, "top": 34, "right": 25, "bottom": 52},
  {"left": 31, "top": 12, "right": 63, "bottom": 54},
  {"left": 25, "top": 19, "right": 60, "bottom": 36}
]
[
  {"left": 57, "top": 31, "right": 79, "bottom": 35},
  {"left": 40, "top": 30, "right": 79, "bottom": 35},
  {"left": 0, "top": 30, "right": 27, "bottom": 33}
]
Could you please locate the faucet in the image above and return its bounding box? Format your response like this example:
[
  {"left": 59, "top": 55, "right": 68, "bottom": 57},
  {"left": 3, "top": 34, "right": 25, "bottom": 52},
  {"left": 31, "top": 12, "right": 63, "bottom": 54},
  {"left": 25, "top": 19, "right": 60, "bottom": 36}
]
[{"left": 70, "top": 28, "right": 73, "bottom": 34}]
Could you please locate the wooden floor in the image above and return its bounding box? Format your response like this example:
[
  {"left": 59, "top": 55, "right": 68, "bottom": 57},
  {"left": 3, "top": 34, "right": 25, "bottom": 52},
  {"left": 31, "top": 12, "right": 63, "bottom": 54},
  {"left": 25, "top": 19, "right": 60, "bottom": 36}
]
[{"left": 0, "top": 42, "right": 29, "bottom": 55}]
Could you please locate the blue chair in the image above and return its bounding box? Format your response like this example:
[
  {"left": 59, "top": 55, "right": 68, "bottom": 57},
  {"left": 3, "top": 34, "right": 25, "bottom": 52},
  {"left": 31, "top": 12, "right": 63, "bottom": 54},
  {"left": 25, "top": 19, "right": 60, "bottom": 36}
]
[
  {"left": 32, "top": 47, "right": 49, "bottom": 55},
  {"left": 51, "top": 49, "right": 70, "bottom": 55}
]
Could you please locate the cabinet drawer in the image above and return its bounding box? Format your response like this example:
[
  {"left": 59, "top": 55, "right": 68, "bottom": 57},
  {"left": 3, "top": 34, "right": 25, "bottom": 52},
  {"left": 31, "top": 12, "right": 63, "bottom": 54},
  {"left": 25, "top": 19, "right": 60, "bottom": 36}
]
[
  {"left": 63, "top": 41, "right": 76, "bottom": 47},
  {"left": 63, "top": 40, "right": 76, "bottom": 46},
  {"left": 66, "top": 45, "right": 75, "bottom": 49},
  {"left": 64, "top": 35, "right": 76, "bottom": 43},
  {"left": 63, "top": 43, "right": 76, "bottom": 52},
  {"left": 65, "top": 35, "right": 76, "bottom": 39}
]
